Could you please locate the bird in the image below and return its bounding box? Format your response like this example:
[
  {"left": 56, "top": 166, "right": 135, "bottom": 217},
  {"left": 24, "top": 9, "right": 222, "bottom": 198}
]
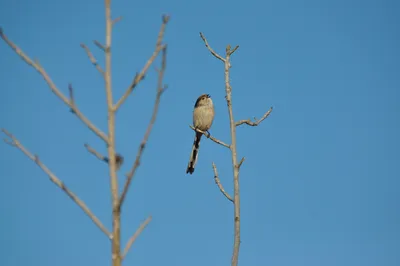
[{"left": 186, "top": 94, "right": 215, "bottom": 174}]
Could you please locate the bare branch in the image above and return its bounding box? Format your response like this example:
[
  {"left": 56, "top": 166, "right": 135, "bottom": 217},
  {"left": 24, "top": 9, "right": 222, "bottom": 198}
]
[
  {"left": 0, "top": 29, "right": 109, "bottom": 144},
  {"left": 112, "top": 16, "right": 123, "bottom": 25},
  {"left": 102, "top": 1, "right": 123, "bottom": 264},
  {"left": 94, "top": 40, "right": 106, "bottom": 52},
  {"left": 121, "top": 216, "right": 152, "bottom": 260},
  {"left": 229, "top": 45, "right": 240, "bottom": 55},
  {"left": 80, "top": 43, "right": 105, "bottom": 77},
  {"left": 199, "top": 32, "right": 226, "bottom": 63},
  {"left": 84, "top": 143, "right": 107, "bottom": 162},
  {"left": 200, "top": 34, "right": 245, "bottom": 266},
  {"left": 84, "top": 143, "right": 124, "bottom": 171},
  {"left": 212, "top": 162, "right": 233, "bottom": 202},
  {"left": 114, "top": 15, "right": 170, "bottom": 111},
  {"left": 235, "top": 107, "right": 273, "bottom": 127},
  {"left": 1, "top": 129, "right": 112, "bottom": 238},
  {"left": 119, "top": 46, "right": 168, "bottom": 208},
  {"left": 237, "top": 157, "right": 245, "bottom": 169},
  {"left": 189, "top": 125, "right": 230, "bottom": 149}
]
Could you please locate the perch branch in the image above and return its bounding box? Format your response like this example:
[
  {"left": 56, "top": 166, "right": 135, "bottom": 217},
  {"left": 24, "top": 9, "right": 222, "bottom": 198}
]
[
  {"left": 121, "top": 216, "right": 152, "bottom": 260},
  {"left": 212, "top": 162, "right": 233, "bottom": 202},
  {"left": 114, "top": 15, "right": 170, "bottom": 111},
  {"left": 1, "top": 129, "right": 111, "bottom": 238},
  {"left": 119, "top": 46, "right": 168, "bottom": 208},
  {"left": 189, "top": 125, "right": 230, "bottom": 149},
  {"left": 199, "top": 32, "right": 226, "bottom": 63},
  {"left": 235, "top": 107, "right": 273, "bottom": 127},
  {"left": 0, "top": 29, "right": 109, "bottom": 144},
  {"left": 80, "top": 43, "right": 105, "bottom": 77}
]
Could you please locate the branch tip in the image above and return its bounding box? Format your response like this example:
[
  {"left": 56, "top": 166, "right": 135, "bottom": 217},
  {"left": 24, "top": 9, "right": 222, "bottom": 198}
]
[
  {"left": 230, "top": 45, "right": 239, "bottom": 55},
  {"left": 112, "top": 16, "right": 123, "bottom": 25},
  {"left": 162, "top": 15, "right": 170, "bottom": 23},
  {"left": 94, "top": 40, "right": 106, "bottom": 51},
  {"left": 235, "top": 106, "right": 273, "bottom": 127},
  {"left": 199, "top": 32, "right": 226, "bottom": 62},
  {"left": 122, "top": 216, "right": 152, "bottom": 259},
  {"left": 212, "top": 162, "right": 234, "bottom": 202}
]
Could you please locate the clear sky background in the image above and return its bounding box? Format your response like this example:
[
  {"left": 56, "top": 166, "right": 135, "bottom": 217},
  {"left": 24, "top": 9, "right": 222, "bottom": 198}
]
[{"left": 0, "top": 0, "right": 399, "bottom": 265}]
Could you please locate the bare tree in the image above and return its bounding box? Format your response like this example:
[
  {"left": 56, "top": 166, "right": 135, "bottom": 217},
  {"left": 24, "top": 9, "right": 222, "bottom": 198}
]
[
  {"left": 197, "top": 33, "right": 273, "bottom": 266},
  {"left": 1, "top": 1, "right": 169, "bottom": 266}
]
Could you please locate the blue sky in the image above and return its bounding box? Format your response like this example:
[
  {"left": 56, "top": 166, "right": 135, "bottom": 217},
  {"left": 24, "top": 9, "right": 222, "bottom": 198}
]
[{"left": 0, "top": 0, "right": 399, "bottom": 265}]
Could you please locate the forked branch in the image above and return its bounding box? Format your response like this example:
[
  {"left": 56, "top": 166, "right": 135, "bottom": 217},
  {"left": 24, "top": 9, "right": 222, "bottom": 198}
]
[
  {"left": 1, "top": 129, "right": 111, "bottom": 238},
  {"left": 0, "top": 29, "right": 109, "bottom": 144}
]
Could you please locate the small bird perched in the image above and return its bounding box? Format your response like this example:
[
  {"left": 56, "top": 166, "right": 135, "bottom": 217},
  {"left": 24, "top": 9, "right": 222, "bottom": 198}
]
[{"left": 186, "top": 94, "right": 215, "bottom": 174}]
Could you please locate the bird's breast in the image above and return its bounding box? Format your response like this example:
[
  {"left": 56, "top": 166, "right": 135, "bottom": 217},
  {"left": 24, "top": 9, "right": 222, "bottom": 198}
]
[{"left": 193, "top": 106, "right": 215, "bottom": 131}]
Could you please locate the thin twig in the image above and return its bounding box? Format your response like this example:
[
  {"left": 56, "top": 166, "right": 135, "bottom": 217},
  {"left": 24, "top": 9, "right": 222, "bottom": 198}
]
[
  {"left": 229, "top": 45, "right": 240, "bottom": 55},
  {"left": 212, "top": 162, "right": 233, "bottom": 202},
  {"left": 121, "top": 216, "right": 152, "bottom": 260},
  {"left": 84, "top": 143, "right": 107, "bottom": 162},
  {"left": 119, "top": 46, "right": 168, "bottom": 208},
  {"left": 112, "top": 16, "right": 123, "bottom": 25},
  {"left": 114, "top": 15, "right": 170, "bottom": 111},
  {"left": 0, "top": 29, "right": 109, "bottom": 144},
  {"left": 94, "top": 40, "right": 106, "bottom": 52},
  {"left": 199, "top": 32, "right": 226, "bottom": 63},
  {"left": 237, "top": 157, "right": 245, "bottom": 169},
  {"left": 1, "top": 129, "right": 112, "bottom": 238},
  {"left": 235, "top": 107, "right": 273, "bottom": 127},
  {"left": 84, "top": 143, "right": 124, "bottom": 171},
  {"left": 80, "top": 43, "right": 105, "bottom": 77},
  {"left": 189, "top": 125, "right": 230, "bottom": 149}
]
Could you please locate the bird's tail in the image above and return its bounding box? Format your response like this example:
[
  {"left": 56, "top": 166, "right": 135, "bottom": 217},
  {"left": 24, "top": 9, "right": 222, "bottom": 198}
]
[{"left": 186, "top": 132, "right": 202, "bottom": 174}]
